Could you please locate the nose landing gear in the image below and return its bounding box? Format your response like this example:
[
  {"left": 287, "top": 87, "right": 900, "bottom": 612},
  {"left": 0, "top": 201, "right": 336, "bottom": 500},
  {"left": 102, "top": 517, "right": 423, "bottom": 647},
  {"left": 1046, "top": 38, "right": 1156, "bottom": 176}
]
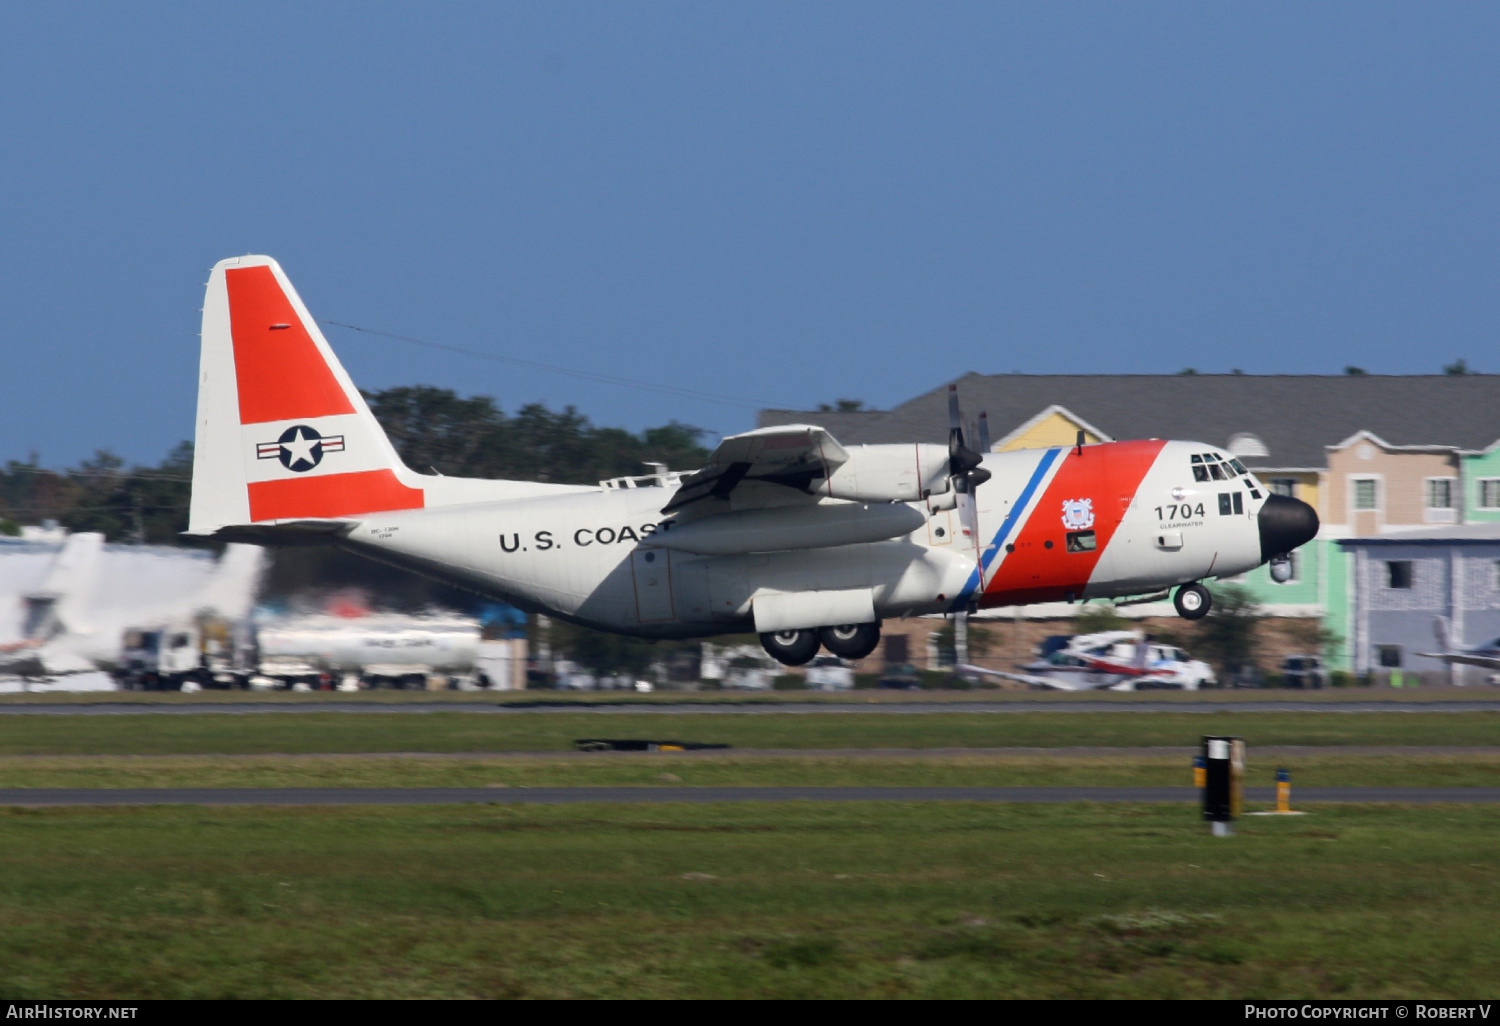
[{"left": 1174, "top": 583, "right": 1212, "bottom": 621}]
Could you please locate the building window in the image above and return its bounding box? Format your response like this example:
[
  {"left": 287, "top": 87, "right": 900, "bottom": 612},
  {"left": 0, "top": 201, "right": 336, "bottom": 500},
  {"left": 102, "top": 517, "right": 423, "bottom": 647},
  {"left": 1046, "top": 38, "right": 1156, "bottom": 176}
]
[
  {"left": 1386, "top": 560, "right": 1413, "bottom": 589},
  {"left": 1353, "top": 479, "right": 1378, "bottom": 511},
  {"left": 1425, "top": 477, "right": 1457, "bottom": 523},
  {"left": 1427, "top": 478, "right": 1452, "bottom": 509},
  {"left": 1480, "top": 479, "right": 1500, "bottom": 510},
  {"left": 1376, "top": 645, "right": 1403, "bottom": 668},
  {"left": 1271, "top": 478, "right": 1297, "bottom": 499}
]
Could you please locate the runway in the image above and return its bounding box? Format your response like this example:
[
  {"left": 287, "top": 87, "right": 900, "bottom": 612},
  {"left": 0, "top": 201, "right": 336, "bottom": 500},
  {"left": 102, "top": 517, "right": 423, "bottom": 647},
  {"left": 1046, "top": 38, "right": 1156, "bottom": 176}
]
[
  {"left": 1, "top": 700, "right": 1498, "bottom": 715},
  {"left": 2, "top": 786, "right": 1498, "bottom": 805}
]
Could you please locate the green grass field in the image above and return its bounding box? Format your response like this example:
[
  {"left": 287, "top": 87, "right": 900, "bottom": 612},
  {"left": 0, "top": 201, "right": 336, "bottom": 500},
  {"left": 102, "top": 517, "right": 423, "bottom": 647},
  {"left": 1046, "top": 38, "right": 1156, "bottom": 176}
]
[
  {"left": 0, "top": 750, "right": 1497, "bottom": 789},
  {"left": 1, "top": 802, "right": 1497, "bottom": 998},
  {"left": 1, "top": 710, "right": 1498, "bottom": 755},
  {"left": 2, "top": 708, "right": 1497, "bottom": 998}
]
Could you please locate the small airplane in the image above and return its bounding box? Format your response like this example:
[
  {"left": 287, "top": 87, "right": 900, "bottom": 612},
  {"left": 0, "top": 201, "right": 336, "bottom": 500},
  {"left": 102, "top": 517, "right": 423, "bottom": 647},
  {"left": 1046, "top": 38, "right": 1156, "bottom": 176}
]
[
  {"left": 980, "top": 629, "right": 1216, "bottom": 691},
  {"left": 186, "top": 256, "right": 1320, "bottom": 666},
  {"left": 0, "top": 531, "right": 104, "bottom": 678},
  {"left": 0, "top": 533, "right": 264, "bottom": 681},
  {"left": 1418, "top": 617, "right": 1500, "bottom": 678}
]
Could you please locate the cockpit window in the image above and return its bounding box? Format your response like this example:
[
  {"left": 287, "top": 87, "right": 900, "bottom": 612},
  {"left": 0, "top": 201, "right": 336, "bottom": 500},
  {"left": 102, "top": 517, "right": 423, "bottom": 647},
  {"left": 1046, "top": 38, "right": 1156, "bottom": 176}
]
[{"left": 1192, "top": 451, "right": 1242, "bottom": 481}]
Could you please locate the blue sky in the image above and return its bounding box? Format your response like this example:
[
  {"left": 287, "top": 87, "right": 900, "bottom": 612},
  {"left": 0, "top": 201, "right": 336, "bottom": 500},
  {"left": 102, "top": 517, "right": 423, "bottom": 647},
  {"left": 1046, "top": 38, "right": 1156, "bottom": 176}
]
[{"left": 2, "top": 3, "right": 1497, "bottom": 467}]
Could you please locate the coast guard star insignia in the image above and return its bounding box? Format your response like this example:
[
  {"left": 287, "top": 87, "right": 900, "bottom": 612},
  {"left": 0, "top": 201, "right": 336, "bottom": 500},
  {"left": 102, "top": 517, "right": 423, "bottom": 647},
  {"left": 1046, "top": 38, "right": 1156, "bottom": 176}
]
[{"left": 256, "top": 424, "right": 344, "bottom": 473}]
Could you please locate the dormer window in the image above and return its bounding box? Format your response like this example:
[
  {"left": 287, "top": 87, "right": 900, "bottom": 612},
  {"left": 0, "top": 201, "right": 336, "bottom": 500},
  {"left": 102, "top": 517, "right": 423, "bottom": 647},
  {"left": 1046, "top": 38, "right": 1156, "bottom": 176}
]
[{"left": 1227, "top": 433, "right": 1270, "bottom": 460}]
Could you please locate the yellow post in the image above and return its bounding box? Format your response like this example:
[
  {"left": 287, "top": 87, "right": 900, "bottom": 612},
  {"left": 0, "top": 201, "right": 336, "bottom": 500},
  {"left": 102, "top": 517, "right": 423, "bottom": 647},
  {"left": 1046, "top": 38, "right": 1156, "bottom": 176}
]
[
  {"left": 1229, "top": 740, "right": 1245, "bottom": 819},
  {"left": 1276, "top": 767, "right": 1291, "bottom": 813}
]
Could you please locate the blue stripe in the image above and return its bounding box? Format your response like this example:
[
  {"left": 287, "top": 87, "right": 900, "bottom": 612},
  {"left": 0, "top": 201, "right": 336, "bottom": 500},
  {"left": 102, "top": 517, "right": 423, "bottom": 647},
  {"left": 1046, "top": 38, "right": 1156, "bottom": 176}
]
[{"left": 948, "top": 447, "right": 1062, "bottom": 613}]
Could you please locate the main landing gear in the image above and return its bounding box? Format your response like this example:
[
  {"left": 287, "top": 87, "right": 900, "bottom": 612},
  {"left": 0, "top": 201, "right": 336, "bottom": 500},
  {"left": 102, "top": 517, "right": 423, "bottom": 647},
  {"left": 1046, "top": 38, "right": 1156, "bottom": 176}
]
[
  {"left": 759, "top": 621, "right": 883, "bottom": 666},
  {"left": 1174, "top": 583, "right": 1212, "bottom": 621}
]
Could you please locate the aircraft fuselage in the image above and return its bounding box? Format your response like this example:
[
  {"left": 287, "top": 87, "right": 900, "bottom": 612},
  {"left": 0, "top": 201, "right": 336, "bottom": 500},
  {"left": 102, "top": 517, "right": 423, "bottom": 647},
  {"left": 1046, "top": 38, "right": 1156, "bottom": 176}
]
[{"left": 339, "top": 438, "right": 1280, "bottom": 638}]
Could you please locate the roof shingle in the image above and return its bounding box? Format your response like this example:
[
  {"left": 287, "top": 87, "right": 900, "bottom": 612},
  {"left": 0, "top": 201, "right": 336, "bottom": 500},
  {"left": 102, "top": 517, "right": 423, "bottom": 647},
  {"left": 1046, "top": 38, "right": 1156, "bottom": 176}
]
[{"left": 759, "top": 374, "right": 1500, "bottom": 468}]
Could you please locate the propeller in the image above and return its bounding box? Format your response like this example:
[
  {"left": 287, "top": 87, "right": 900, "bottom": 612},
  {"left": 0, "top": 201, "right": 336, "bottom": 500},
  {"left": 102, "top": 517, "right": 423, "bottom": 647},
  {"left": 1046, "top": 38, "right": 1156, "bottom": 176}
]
[
  {"left": 947, "top": 385, "right": 992, "bottom": 495},
  {"left": 946, "top": 385, "right": 994, "bottom": 629}
]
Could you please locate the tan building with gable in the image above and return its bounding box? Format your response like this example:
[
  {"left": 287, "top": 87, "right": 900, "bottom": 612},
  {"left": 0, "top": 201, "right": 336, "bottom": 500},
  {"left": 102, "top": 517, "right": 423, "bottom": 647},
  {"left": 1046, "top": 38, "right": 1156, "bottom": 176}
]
[{"left": 1324, "top": 432, "right": 1461, "bottom": 537}]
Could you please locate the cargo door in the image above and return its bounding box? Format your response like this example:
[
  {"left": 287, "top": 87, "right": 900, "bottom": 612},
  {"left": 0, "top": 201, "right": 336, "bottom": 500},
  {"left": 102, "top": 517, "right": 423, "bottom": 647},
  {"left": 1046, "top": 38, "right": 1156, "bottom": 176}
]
[{"left": 631, "top": 549, "right": 675, "bottom": 623}]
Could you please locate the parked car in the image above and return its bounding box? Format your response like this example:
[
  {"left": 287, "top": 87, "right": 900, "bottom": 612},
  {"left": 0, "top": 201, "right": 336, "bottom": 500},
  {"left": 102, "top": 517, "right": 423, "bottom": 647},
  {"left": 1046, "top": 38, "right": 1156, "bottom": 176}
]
[
  {"left": 1281, "top": 654, "right": 1326, "bottom": 689},
  {"left": 878, "top": 663, "right": 923, "bottom": 690},
  {"left": 804, "top": 655, "right": 854, "bottom": 690}
]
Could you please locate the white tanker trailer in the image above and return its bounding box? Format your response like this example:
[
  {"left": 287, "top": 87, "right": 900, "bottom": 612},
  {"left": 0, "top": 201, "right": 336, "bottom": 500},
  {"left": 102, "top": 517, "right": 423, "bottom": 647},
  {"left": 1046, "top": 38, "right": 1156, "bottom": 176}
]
[{"left": 252, "top": 613, "right": 489, "bottom": 690}]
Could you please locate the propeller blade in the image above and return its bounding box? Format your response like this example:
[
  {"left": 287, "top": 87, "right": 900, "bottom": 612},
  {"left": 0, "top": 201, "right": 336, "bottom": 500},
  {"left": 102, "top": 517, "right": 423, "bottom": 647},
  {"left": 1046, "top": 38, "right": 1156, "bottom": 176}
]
[
  {"left": 948, "top": 384, "right": 966, "bottom": 449},
  {"left": 967, "top": 412, "right": 992, "bottom": 489}
]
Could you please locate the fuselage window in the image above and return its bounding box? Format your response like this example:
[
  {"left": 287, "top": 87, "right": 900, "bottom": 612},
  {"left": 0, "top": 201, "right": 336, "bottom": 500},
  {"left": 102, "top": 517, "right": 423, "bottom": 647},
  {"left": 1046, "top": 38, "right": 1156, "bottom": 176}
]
[{"left": 1065, "top": 530, "right": 1097, "bottom": 553}]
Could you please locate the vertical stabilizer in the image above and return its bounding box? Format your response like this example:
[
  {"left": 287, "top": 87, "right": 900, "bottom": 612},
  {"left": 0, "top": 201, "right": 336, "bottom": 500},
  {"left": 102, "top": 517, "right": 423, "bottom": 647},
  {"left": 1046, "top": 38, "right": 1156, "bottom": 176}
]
[
  {"left": 24, "top": 532, "right": 103, "bottom": 638},
  {"left": 189, "top": 256, "right": 426, "bottom": 535},
  {"left": 192, "top": 543, "right": 267, "bottom": 621}
]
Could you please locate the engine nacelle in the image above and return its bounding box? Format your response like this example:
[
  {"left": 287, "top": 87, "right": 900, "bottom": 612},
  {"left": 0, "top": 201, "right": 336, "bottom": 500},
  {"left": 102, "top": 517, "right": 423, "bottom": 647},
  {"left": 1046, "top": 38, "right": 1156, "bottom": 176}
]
[{"left": 816, "top": 444, "right": 951, "bottom": 503}]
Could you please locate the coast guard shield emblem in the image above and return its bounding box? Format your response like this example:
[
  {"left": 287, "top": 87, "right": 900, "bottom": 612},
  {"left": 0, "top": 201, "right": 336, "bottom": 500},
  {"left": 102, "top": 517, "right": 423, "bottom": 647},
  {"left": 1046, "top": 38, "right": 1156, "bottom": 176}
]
[{"left": 1061, "top": 498, "right": 1095, "bottom": 531}]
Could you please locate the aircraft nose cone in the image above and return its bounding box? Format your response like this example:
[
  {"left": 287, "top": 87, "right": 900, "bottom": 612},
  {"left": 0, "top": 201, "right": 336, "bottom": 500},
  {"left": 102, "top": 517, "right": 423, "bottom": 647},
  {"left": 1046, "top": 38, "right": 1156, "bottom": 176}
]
[{"left": 1259, "top": 493, "right": 1319, "bottom": 562}]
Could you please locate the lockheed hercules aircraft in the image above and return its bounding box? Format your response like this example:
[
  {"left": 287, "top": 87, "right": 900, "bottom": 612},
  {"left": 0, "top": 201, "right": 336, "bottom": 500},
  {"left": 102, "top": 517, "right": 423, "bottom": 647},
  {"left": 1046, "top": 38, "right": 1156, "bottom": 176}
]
[{"left": 187, "top": 257, "right": 1319, "bottom": 666}]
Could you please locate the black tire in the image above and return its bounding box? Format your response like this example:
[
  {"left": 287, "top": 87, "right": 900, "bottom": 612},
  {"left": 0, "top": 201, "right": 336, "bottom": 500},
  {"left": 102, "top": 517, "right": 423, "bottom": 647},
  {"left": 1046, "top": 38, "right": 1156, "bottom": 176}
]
[
  {"left": 759, "top": 629, "right": 821, "bottom": 667},
  {"left": 1174, "top": 583, "right": 1212, "bottom": 620},
  {"left": 819, "top": 622, "right": 881, "bottom": 660}
]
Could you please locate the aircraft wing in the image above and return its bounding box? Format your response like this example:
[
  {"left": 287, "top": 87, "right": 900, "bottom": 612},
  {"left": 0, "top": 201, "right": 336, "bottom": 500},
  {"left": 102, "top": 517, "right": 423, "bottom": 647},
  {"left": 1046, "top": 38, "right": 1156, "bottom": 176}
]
[
  {"left": 1418, "top": 651, "right": 1500, "bottom": 670},
  {"left": 662, "top": 425, "right": 850, "bottom": 514},
  {"left": 955, "top": 664, "right": 1091, "bottom": 691}
]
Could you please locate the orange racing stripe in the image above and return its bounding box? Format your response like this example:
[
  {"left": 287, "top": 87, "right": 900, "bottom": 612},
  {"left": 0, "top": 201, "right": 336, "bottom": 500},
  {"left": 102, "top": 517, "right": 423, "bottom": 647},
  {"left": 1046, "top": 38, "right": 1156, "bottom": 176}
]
[
  {"left": 982, "top": 439, "right": 1166, "bottom": 607},
  {"left": 248, "top": 470, "right": 424, "bottom": 522}
]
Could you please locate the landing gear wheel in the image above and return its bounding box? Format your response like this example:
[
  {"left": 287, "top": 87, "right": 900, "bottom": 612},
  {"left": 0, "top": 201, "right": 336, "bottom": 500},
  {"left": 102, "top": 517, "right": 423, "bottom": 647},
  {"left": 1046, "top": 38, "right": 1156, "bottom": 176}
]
[
  {"left": 759, "top": 629, "right": 821, "bottom": 666},
  {"left": 819, "top": 622, "right": 881, "bottom": 660},
  {"left": 1174, "top": 583, "right": 1212, "bottom": 621}
]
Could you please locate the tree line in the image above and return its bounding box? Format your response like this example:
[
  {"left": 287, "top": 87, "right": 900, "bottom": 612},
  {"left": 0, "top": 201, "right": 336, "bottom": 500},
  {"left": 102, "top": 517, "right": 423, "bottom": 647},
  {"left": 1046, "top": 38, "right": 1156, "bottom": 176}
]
[{"left": 0, "top": 386, "right": 713, "bottom": 545}]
